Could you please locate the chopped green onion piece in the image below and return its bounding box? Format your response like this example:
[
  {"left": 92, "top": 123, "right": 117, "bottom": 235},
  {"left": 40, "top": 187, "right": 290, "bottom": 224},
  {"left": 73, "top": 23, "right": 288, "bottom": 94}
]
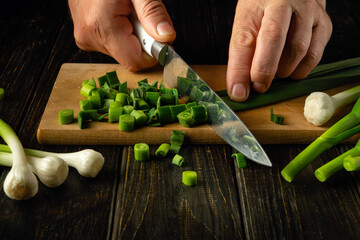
[
  {"left": 106, "top": 71, "right": 120, "bottom": 89},
  {"left": 191, "top": 105, "right": 207, "bottom": 124},
  {"left": 79, "top": 100, "right": 92, "bottom": 110},
  {"left": 170, "top": 130, "right": 185, "bottom": 154},
  {"left": 82, "top": 78, "right": 96, "bottom": 87},
  {"left": 172, "top": 154, "right": 184, "bottom": 167},
  {"left": 108, "top": 107, "right": 123, "bottom": 122},
  {"left": 146, "top": 108, "right": 159, "bottom": 125},
  {"left": 231, "top": 153, "right": 247, "bottom": 168},
  {"left": 80, "top": 83, "right": 96, "bottom": 98},
  {"left": 172, "top": 88, "right": 179, "bottom": 105},
  {"left": 186, "top": 102, "right": 197, "bottom": 110},
  {"left": 115, "top": 92, "right": 130, "bottom": 106},
  {"left": 270, "top": 107, "right": 284, "bottom": 125},
  {"left": 58, "top": 109, "right": 74, "bottom": 124},
  {"left": 119, "top": 81, "right": 128, "bottom": 94},
  {"left": 137, "top": 78, "right": 148, "bottom": 86},
  {"left": 177, "top": 111, "right": 195, "bottom": 127},
  {"left": 158, "top": 106, "right": 173, "bottom": 124},
  {"left": 93, "top": 88, "right": 106, "bottom": 102},
  {"left": 119, "top": 114, "right": 135, "bottom": 131},
  {"left": 177, "top": 76, "right": 194, "bottom": 96},
  {"left": 155, "top": 143, "right": 171, "bottom": 157},
  {"left": 109, "top": 101, "right": 122, "bottom": 108},
  {"left": 0, "top": 88, "right": 4, "bottom": 101},
  {"left": 134, "top": 143, "right": 150, "bottom": 161},
  {"left": 343, "top": 155, "right": 360, "bottom": 171},
  {"left": 98, "top": 75, "right": 107, "bottom": 87},
  {"left": 88, "top": 92, "right": 102, "bottom": 109},
  {"left": 103, "top": 99, "right": 114, "bottom": 108},
  {"left": 130, "top": 110, "right": 148, "bottom": 127},
  {"left": 145, "top": 91, "right": 160, "bottom": 107},
  {"left": 170, "top": 104, "right": 187, "bottom": 122},
  {"left": 188, "top": 86, "right": 203, "bottom": 103},
  {"left": 136, "top": 98, "right": 150, "bottom": 110},
  {"left": 160, "top": 94, "right": 175, "bottom": 106},
  {"left": 182, "top": 171, "right": 197, "bottom": 186},
  {"left": 123, "top": 105, "right": 134, "bottom": 114}
]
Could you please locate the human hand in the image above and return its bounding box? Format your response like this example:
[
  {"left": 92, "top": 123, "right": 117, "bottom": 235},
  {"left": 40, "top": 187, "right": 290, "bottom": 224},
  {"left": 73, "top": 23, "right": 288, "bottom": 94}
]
[
  {"left": 226, "top": 0, "right": 332, "bottom": 102},
  {"left": 68, "top": 0, "right": 176, "bottom": 71}
]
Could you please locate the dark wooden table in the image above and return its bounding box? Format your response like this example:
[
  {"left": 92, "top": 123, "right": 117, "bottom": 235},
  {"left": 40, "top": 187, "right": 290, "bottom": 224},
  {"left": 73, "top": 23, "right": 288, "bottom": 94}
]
[{"left": 1, "top": 1, "right": 360, "bottom": 239}]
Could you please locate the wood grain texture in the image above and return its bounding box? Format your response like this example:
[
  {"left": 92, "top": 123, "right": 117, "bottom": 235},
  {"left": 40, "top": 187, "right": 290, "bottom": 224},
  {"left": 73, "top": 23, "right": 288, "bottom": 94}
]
[{"left": 112, "top": 144, "right": 244, "bottom": 239}]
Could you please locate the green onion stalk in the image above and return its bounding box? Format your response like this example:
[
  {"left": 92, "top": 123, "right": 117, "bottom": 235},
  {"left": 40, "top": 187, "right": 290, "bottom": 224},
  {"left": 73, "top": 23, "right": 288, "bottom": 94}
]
[
  {"left": 281, "top": 97, "right": 360, "bottom": 182},
  {"left": 314, "top": 139, "right": 360, "bottom": 182},
  {"left": 343, "top": 155, "right": 360, "bottom": 171}
]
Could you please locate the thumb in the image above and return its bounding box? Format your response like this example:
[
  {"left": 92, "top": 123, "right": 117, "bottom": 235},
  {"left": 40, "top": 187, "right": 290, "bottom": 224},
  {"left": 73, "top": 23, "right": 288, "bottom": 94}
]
[{"left": 131, "top": 0, "right": 176, "bottom": 43}]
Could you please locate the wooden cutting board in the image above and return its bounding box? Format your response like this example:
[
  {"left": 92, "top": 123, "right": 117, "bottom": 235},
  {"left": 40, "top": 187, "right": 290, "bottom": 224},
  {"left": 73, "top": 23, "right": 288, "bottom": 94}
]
[{"left": 37, "top": 63, "right": 359, "bottom": 145}]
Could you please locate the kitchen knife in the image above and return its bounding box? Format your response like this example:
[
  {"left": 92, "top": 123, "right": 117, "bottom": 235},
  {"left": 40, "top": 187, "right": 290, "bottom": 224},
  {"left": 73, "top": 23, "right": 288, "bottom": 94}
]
[{"left": 130, "top": 13, "right": 271, "bottom": 166}]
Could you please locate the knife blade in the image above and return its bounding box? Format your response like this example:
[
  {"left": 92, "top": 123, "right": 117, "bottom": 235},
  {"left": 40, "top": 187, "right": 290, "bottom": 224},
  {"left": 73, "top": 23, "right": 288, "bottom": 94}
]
[{"left": 130, "top": 13, "right": 271, "bottom": 166}]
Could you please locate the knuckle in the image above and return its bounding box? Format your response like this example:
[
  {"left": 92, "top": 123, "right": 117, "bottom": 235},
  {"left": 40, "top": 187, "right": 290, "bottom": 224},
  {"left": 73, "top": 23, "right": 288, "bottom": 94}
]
[
  {"left": 139, "top": 0, "right": 164, "bottom": 18},
  {"left": 290, "top": 38, "right": 309, "bottom": 55},
  {"left": 262, "top": 20, "right": 286, "bottom": 42},
  {"left": 231, "top": 28, "right": 257, "bottom": 49}
]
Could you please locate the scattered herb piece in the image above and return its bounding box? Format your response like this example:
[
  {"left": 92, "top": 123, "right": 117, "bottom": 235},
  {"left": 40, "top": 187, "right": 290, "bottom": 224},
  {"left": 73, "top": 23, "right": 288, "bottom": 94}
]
[
  {"left": 231, "top": 153, "right": 247, "bottom": 168},
  {"left": 0, "top": 87, "right": 4, "bottom": 101},
  {"left": 172, "top": 154, "right": 184, "bottom": 167},
  {"left": 58, "top": 109, "right": 74, "bottom": 124},
  {"left": 170, "top": 130, "right": 185, "bottom": 154},
  {"left": 182, "top": 171, "right": 197, "bottom": 186},
  {"left": 270, "top": 107, "right": 284, "bottom": 125},
  {"left": 134, "top": 143, "right": 150, "bottom": 161},
  {"left": 155, "top": 143, "right": 171, "bottom": 157}
]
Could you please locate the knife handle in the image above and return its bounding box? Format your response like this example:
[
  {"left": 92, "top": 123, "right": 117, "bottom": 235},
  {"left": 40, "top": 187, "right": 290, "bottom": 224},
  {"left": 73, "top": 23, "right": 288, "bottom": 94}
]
[{"left": 129, "top": 12, "right": 166, "bottom": 64}]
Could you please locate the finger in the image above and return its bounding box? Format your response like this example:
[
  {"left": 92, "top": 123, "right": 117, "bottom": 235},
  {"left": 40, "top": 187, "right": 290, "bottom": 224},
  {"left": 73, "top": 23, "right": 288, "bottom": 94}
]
[
  {"left": 226, "top": 3, "right": 262, "bottom": 102},
  {"left": 251, "top": 3, "right": 292, "bottom": 92},
  {"left": 131, "top": 0, "right": 176, "bottom": 43},
  {"left": 276, "top": 11, "right": 313, "bottom": 78},
  {"left": 290, "top": 12, "right": 332, "bottom": 79},
  {"left": 105, "top": 16, "right": 158, "bottom": 71}
]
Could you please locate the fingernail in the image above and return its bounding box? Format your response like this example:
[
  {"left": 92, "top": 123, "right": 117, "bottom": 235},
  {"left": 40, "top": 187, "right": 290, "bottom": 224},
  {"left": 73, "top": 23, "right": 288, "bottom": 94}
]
[
  {"left": 157, "top": 21, "right": 175, "bottom": 36},
  {"left": 252, "top": 82, "right": 267, "bottom": 92},
  {"left": 231, "top": 83, "right": 247, "bottom": 101}
]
